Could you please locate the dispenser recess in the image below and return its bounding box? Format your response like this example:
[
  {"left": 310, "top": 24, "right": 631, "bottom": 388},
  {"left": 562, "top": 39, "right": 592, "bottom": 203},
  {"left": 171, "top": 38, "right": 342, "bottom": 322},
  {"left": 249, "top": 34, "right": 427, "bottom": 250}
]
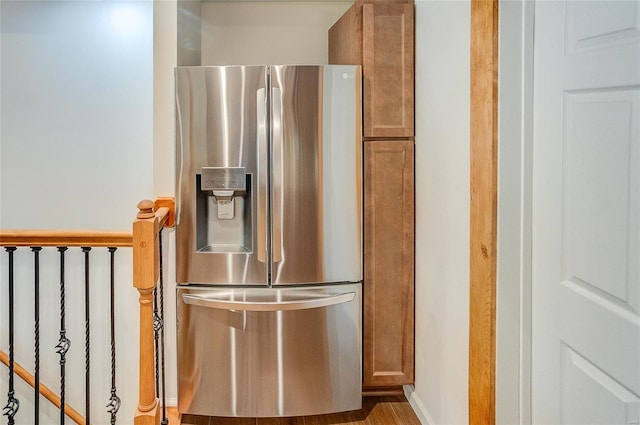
[{"left": 195, "top": 167, "right": 252, "bottom": 253}]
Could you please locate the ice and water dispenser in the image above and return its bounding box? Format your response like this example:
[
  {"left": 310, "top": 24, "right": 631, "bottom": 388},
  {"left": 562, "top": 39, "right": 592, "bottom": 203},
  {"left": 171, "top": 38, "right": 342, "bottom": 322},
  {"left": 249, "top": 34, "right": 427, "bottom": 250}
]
[{"left": 195, "top": 167, "right": 251, "bottom": 253}]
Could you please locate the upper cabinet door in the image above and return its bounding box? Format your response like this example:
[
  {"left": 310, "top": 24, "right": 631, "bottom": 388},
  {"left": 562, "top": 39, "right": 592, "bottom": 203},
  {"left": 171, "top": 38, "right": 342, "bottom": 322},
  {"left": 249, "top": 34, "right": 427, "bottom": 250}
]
[{"left": 363, "top": 3, "right": 414, "bottom": 139}]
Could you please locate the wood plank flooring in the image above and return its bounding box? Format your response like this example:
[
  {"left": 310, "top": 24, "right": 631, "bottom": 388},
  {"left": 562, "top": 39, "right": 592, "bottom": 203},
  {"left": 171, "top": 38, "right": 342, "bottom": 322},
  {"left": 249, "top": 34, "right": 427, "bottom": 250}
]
[{"left": 178, "top": 396, "right": 421, "bottom": 425}]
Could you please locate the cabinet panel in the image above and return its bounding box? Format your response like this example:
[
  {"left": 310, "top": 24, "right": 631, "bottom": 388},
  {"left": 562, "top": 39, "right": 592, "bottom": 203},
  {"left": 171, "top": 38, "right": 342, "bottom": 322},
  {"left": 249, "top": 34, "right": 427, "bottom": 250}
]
[
  {"left": 328, "top": 3, "right": 362, "bottom": 65},
  {"left": 363, "top": 4, "right": 414, "bottom": 138},
  {"left": 363, "top": 140, "right": 415, "bottom": 386}
]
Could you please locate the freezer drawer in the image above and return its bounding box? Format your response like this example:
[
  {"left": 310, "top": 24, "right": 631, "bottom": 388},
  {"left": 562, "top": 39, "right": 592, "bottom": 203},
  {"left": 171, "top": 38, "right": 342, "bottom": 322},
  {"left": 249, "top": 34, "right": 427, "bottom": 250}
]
[{"left": 176, "top": 284, "right": 362, "bottom": 417}]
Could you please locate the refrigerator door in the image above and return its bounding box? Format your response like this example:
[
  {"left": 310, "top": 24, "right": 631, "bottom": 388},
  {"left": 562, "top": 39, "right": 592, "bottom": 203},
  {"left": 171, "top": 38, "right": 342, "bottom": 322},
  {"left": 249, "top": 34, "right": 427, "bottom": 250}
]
[
  {"left": 175, "top": 66, "right": 269, "bottom": 285},
  {"left": 270, "top": 65, "right": 363, "bottom": 286},
  {"left": 176, "top": 283, "right": 362, "bottom": 417}
]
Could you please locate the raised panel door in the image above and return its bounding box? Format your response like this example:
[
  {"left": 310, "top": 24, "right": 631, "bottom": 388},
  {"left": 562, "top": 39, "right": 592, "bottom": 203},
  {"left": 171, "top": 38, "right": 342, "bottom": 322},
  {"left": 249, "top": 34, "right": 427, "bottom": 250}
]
[
  {"left": 532, "top": 1, "right": 640, "bottom": 422},
  {"left": 363, "top": 140, "right": 415, "bottom": 386},
  {"left": 362, "top": 3, "right": 414, "bottom": 139}
]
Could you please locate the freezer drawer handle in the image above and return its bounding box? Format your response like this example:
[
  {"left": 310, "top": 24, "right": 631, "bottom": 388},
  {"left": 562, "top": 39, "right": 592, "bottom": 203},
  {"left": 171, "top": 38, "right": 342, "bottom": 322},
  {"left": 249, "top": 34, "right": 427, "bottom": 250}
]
[{"left": 181, "top": 292, "right": 356, "bottom": 312}]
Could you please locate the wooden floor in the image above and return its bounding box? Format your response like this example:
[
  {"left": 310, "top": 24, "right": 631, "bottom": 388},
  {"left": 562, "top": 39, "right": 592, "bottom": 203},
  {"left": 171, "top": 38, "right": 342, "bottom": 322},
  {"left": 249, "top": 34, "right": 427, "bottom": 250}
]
[{"left": 177, "top": 396, "right": 421, "bottom": 425}]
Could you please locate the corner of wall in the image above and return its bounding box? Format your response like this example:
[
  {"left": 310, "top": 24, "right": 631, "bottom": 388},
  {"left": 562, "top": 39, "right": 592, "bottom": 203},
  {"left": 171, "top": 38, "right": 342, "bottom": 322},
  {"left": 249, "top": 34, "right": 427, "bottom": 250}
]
[
  {"left": 153, "top": 0, "right": 178, "bottom": 198},
  {"left": 495, "top": 1, "right": 534, "bottom": 424},
  {"left": 178, "top": 0, "right": 201, "bottom": 67},
  {"left": 404, "top": 385, "right": 436, "bottom": 425}
]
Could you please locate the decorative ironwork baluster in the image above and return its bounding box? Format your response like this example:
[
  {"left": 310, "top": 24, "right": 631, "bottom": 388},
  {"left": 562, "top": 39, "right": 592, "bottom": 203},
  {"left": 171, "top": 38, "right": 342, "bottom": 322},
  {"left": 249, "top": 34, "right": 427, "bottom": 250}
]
[
  {"left": 3, "top": 247, "right": 19, "bottom": 425},
  {"left": 106, "top": 247, "right": 121, "bottom": 425},
  {"left": 33, "top": 246, "right": 42, "bottom": 425},
  {"left": 55, "top": 247, "right": 71, "bottom": 425},
  {"left": 159, "top": 230, "right": 168, "bottom": 425},
  {"left": 82, "top": 247, "right": 91, "bottom": 425},
  {"left": 153, "top": 267, "right": 161, "bottom": 399}
]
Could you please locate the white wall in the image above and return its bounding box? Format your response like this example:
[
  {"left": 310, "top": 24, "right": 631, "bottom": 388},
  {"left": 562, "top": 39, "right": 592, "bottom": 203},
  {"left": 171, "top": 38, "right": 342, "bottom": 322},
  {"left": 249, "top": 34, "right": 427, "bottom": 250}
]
[
  {"left": 0, "top": 1, "right": 153, "bottom": 230},
  {"left": 0, "top": 1, "right": 153, "bottom": 423},
  {"left": 200, "top": 1, "right": 351, "bottom": 65},
  {"left": 407, "top": 1, "right": 471, "bottom": 424}
]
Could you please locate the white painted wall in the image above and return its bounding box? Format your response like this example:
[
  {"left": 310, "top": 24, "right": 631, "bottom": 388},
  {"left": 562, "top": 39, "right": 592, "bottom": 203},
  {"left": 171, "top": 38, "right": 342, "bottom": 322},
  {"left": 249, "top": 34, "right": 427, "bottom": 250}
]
[
  {"left": 200, "top": 1, "right": 351, "bottom": 65},
  {"left": 0, "top": 1, "right": 153, "bottom": 230},
  {"left": 407, "top": 1, "right": 471, "bottom": 424},
  {"left": 0, "top": 1, "right": 153, "bottom": 423}
]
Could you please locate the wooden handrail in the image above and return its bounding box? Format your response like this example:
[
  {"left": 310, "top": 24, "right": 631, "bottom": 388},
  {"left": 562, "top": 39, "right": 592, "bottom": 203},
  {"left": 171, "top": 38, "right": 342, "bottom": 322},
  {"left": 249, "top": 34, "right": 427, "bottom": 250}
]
[
  {"left": 133, "top": 198, "right": 174, "bottom": 425},
  {"left": 0, "top": 230, "right": 133, "bottom": 247},
  {"left": 0, "top": 350, "right": 86, "bottom": 425}
]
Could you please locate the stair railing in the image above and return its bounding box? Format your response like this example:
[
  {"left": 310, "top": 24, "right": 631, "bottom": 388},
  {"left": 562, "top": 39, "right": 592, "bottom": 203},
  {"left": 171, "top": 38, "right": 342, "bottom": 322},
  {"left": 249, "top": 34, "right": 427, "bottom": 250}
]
[
  {"left": 0, "top": 230, "right": 133, "bottom": 425},
  {"left": 132, "top": 199, "right": 174, "bottom": 425},
  {"left": 0, "top": 197, "right": 175, "bottom": 425}
]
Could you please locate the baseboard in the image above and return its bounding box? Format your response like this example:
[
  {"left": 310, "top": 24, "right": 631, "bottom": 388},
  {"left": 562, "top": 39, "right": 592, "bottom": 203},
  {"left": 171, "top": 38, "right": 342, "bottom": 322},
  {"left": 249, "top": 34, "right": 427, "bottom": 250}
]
[
  {"left": 404, "top": 385, "right": 436, "bottom": 425},
  {"left": 162, "top": 397, "right": 177, "bottom": 407}
]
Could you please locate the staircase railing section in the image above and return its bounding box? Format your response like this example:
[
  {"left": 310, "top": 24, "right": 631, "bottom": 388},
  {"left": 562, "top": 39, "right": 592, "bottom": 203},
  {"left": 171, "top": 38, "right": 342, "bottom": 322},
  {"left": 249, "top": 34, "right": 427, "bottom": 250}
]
[
  {"left": 132, "top": 199, "right": 174, "bottom": 425},
  {"left": 0, "top": 198, "right": 175, "bottom": 425}
]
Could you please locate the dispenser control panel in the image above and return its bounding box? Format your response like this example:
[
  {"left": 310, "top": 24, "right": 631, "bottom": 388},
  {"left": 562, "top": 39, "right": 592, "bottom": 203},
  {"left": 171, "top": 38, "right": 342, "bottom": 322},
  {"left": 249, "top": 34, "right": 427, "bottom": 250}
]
[{"left": 201, "top": 167, "right": 247, "bottom": 193}]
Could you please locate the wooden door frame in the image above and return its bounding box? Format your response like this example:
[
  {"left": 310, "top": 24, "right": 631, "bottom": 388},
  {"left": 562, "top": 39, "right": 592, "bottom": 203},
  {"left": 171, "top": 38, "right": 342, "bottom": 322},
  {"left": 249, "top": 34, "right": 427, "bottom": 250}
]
[{"left": 469, "top": 0, "right": 499, "bottom": 424}]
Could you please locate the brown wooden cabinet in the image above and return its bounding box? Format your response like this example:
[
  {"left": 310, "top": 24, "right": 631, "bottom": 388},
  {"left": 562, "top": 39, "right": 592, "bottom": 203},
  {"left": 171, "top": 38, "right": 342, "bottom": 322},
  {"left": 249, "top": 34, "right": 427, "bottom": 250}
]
[
  {"left": 329, "top": 2, "right": 414, "bottom": 139},
  {"left": 329, "top": 1, "right": 415, "bottom": 389},
  {"left": 363, "top": 141, "right": 415, "bottom": 387}
]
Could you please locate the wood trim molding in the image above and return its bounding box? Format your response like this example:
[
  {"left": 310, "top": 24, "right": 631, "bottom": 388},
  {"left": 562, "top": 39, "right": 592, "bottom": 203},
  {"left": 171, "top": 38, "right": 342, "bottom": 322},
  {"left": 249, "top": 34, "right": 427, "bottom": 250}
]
[{"left": 469, "top": 0, "right": 499, "bottom": 424}]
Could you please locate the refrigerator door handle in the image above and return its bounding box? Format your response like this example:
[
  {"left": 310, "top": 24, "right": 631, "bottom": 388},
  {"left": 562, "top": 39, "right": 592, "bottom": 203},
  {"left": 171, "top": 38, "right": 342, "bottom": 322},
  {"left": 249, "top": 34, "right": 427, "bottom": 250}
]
[
  {"left": 257, "top": 88, "right": 268, "bottom": 263},
  {"left": 271, "top": 86, "right": 283, "bottom": 263},
  {"left": 182, "top": 291, "right": 356, "bottom": 312}
]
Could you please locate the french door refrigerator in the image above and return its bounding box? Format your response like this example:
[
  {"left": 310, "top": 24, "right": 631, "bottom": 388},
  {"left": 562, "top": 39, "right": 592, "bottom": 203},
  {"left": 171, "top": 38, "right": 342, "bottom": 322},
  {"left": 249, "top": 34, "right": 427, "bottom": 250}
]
[{"left": 175, "top": 65, "right": 363, "bottom": 418}]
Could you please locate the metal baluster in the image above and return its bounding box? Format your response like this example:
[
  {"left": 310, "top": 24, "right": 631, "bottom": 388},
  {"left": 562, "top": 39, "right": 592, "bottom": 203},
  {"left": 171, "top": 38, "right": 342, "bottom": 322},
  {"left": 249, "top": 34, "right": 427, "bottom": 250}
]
[
  {"left": 82, "top": 247, "right": 91, "bottom": 425},
  {"left": 106, "top": 247, "right": 121, "bottom": 425},
  {"left": 153, "top": 270, "right": 161, "bottom": 399},
  {"left": 3, "top": 247, "right": 19, "bottom": 425},
  {"left": 55, "top": 247, "right": 71, "bottom": 425},
  {"left": 159, "top": 230, "right": 168, "bottom": 425},
  {"left": 33, "top": 246, "right": 42, "bottom": 425}
]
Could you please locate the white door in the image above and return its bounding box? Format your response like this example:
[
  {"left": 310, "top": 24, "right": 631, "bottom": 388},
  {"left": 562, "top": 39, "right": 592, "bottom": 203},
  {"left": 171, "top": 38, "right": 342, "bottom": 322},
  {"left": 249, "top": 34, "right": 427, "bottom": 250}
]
[{"left": 532, "top": 1, "right": 640, "bottom": 424}]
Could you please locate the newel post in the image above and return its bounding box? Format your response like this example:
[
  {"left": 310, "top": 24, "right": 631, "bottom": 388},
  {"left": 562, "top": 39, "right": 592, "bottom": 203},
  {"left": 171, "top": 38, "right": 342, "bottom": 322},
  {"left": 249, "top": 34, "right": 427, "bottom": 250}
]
[{"left": 133, "top": 200, "right": 161, "bottom": 425}]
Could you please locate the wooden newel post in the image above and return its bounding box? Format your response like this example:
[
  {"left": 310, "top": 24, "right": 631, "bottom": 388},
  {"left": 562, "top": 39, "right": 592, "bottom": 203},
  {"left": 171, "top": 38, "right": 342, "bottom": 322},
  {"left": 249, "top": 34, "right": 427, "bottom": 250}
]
[{"left": 133, "top": 200, "right": 161, "bottom": 425}]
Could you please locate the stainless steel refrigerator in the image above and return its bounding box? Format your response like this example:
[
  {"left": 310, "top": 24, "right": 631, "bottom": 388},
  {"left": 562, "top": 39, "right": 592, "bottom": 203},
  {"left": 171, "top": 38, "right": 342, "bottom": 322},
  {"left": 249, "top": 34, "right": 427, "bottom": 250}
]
[{"left": 174, "top": 65, "right": 363, "bottom": 418}]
